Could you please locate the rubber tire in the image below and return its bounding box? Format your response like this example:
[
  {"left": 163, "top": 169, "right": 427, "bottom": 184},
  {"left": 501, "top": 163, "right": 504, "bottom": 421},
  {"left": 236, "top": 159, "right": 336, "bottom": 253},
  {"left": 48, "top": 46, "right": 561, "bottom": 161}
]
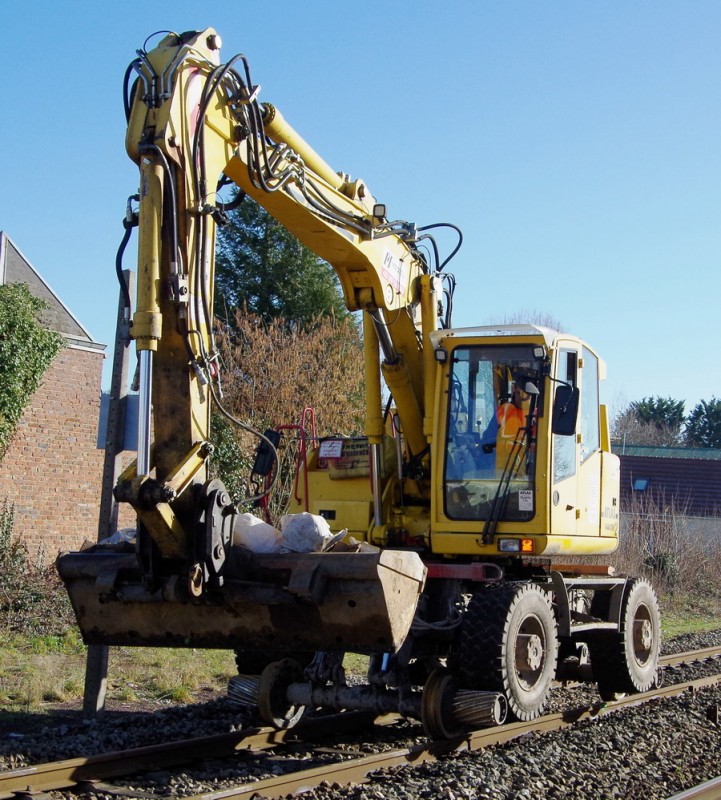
[
  {"left": 454, "top": 584, "right": 558, "bottom": 721},
  {"left": 589, "top": 577, "right": 660, "bottom": 697}
]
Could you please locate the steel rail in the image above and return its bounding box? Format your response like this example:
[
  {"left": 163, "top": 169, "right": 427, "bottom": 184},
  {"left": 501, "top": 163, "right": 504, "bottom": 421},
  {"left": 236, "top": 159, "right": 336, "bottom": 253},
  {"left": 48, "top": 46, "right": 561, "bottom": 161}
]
[
  {"left": 660, "top": 645, "right": 721, "bottom": 669},
  {"left": 3, "top": 648, "right": 721, "bottom": 800},
  {"left": 0, "top": 712, "right": 375, "bottom": 800},
  {"left": 665, "top": 775, "right": 721, "bottom": 800},
  {"left": 178, "top": 670, "right": 721, "bottom": 800}
]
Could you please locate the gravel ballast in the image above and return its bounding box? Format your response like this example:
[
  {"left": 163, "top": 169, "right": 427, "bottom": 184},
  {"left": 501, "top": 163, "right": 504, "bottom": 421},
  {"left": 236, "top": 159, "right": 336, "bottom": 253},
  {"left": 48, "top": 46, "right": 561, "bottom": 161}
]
[{"left": 2, "top": 630, "right": 721, "bottom": 799}]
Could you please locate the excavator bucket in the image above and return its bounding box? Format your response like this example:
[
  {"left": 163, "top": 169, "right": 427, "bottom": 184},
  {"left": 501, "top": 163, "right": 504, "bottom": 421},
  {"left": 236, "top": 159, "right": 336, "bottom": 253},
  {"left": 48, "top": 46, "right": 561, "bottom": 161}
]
[{"left": 56, "top": 547, "right": 426, "bottom": 654}]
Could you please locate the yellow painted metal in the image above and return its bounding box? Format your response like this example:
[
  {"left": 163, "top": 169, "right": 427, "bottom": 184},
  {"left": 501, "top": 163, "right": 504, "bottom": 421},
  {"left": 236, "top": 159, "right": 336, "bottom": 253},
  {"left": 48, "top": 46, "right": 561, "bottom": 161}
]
[
  {"left": 363, "top": 313, "right": 383, "bottom": 444},
  {"left": 382, "top": 358, "right": 426, "bottom": 459},
  {"left": 105, "top": 29, "right": 625, "bottom": 606},
  {"left": 119, "top": 30, "right": 241, "bottom": 557},
  {"left": 420, "top": 275, "right": 439, "bottom": 441},
  {"left": 288, "top": 450, "right": 374, "bottom": 537},
  {"left": 112, "top": 442, "right": 210, "bottom": 558},
  {"left": 224, "top": 149, "right": 421, "bottom": 313},
  {"left": 600, "top": 450, "right": 621, "bottom": 539},
  {"left": 134, "top": 502, "right": 188, "bottom": 558},
  {"left": 431, "top": 532, "right": 620, "bottom": 557},
  {"left": 133, "top": 159, "right": 164, "bottom": 351},
  {"left": 600, "top": 403, "right": 611, "bottom": 452},
  {"left": 164, "top": 441, "right": 211, "bottom": 496},
  {"left": 262, "top": 104, "right": 344, "bottom": 193}
]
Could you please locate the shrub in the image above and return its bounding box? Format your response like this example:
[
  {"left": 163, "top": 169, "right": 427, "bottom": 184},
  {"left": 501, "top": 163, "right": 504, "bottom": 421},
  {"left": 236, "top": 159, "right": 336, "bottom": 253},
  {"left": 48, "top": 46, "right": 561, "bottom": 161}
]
[
  {"left": 209, "top": 311, "right": 365, "bottom": 519},
  {"left": 611, "top": 493, "right": 720, "bottom": 595},
  {"left": 0, "top": 283, "right": 64, "bottom": 460},
  {"left": 0, "top": 500, "right": 74, "bottom": 636}
]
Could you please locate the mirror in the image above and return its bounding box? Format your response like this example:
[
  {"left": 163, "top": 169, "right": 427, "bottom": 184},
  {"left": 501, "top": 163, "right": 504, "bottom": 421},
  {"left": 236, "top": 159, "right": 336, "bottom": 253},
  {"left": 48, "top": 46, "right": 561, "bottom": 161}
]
[{"left": 552, "top": 384, "right": 579, "bottom": 436}]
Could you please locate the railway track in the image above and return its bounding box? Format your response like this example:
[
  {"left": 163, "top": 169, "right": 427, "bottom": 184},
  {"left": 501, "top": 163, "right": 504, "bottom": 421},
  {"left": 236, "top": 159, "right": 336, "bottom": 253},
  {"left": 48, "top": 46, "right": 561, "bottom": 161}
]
[{"left": 2, "top": 645, "right": 721, "bottom": 800}]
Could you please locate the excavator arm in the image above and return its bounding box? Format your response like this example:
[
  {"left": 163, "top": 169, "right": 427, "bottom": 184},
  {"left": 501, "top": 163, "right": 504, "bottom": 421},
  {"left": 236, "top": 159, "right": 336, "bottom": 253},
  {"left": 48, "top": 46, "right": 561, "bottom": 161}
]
[
  {"left": 58, "top": 28, "right": 431, "bottom": 656},
  {"left": 120, "top": 29, "right": 440, "bottom": 560}
]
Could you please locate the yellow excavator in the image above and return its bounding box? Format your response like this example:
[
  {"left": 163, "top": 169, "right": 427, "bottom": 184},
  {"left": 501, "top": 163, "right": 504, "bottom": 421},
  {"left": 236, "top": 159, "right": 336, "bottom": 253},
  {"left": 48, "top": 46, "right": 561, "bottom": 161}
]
[{"left": 58, "top": 29, "right": 660, "bottom": 736}]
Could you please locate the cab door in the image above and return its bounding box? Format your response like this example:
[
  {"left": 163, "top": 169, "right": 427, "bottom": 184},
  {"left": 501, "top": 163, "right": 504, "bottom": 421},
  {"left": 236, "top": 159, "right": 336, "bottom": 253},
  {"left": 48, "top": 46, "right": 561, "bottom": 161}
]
[
  {"left": 576, "top": 346, "right": 603, "bottom": 537},
  {"left": 550, "top": 346, "right": 579, "bottom": 536}
]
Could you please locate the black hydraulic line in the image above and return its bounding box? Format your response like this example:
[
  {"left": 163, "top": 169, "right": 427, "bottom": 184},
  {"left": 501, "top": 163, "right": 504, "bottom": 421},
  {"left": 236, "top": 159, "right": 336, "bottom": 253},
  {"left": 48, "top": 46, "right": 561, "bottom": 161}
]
[
  {"left": 115, "top": 217, "right": 135, "bottom": 317},
  {"left": 123, "top": 63, "right": 140, "bottom": 122},
  {"left": 300, "top": 180, "right": 370, "bottom": 236},
  {"left": 415, "top": 233, "right": 440, "bottom": 272},
  {"left": 141, "top": 30, "right": 176, "bottom": 52},
  {"left": 417, "top": 222, "right": 463, "bottom": 272},
  {"left": 216, "top": 179, "right": 246, "bottom": 212},
  {"left": 442, "top": 273, "right": 456, "bottom": 328},
  {"left": 209, "top": 382, "right": 279, "bottom": 504}
]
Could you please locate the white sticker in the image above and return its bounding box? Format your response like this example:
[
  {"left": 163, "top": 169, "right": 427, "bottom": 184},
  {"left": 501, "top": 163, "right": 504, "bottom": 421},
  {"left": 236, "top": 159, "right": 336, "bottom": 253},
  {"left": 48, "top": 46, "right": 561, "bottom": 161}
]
[
  {"left": 518, "top": 490, "right": 534, "bottom": 512},
  {"left": 318, "top": 439, "right": 344, "bottom": 458}
]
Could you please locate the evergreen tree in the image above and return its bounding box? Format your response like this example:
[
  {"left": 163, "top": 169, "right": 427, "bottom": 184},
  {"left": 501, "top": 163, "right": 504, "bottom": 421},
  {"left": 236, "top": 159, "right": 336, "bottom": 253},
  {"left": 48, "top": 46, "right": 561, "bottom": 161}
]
[
  {"left": 621, "top": 396, "right": 686, "bottom": 445},
  {"left": 215, "top": 194, "right": 350, "bottom": 325},
  {"left": 685, "top": 398, "right": 721, "bottom": 449}
]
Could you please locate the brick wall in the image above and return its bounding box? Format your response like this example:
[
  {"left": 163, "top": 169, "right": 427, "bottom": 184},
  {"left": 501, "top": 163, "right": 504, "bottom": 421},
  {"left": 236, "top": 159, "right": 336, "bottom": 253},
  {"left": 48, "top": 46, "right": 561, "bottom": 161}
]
[{"left": 0, "top": 345, "right": 105, "bottom": 563}]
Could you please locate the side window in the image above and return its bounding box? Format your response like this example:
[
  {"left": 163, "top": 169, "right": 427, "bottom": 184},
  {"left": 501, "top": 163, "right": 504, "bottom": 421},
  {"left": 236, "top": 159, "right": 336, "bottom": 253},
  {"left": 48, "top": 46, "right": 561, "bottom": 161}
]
[
  {"left": 449, "top": 357, "right": 470, "bottom": 434},
  {"left": 581, "top": 347, "right": 600, "bottom": 461},
  {"left": 553, "top": 350, "right": 577, "bottom": 482}
]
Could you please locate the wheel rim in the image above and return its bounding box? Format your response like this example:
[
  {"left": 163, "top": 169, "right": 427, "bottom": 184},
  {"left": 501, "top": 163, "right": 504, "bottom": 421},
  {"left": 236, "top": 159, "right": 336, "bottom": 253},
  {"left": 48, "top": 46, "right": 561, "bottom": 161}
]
[
  {"left": 514, "top": 614, "right": 547, "bottom": 691},
  {"left": 632, "top": 603, "right": 654, "bottom": 666}
]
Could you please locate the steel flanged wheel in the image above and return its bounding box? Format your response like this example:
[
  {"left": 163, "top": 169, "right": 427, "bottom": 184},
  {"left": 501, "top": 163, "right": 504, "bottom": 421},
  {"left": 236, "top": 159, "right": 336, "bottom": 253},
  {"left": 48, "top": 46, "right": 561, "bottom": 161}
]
[
  {"left": 257, "top": 658, "right": 306, "bottom": 730},
  {"left": 421, "top": 668, "right": 465, "bottom": 740}
]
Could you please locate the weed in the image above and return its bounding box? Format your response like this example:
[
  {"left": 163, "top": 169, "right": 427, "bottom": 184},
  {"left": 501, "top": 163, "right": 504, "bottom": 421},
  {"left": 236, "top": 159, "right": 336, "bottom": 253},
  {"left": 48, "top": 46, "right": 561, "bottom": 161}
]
[{"left": 611, "top": 494, "right": 721, "bottom": 600}]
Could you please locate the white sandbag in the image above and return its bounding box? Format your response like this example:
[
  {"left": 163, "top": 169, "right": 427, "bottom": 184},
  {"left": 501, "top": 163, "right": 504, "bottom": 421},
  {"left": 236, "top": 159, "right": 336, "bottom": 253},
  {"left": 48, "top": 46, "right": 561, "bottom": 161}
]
[
  {"left": 96, "top": 528, "right": 137, "bottom": 546},
  {"left": 232, "top": 513, "right": 283, "bottom": 553},
  {"left": 280, "top": 512, "right": 334, "bottom": 553}
]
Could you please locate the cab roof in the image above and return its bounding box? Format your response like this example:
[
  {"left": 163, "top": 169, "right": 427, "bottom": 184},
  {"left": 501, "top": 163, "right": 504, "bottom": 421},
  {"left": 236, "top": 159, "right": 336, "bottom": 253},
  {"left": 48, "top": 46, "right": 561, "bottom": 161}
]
[{"left": 430, "top": 324, "right": 565, "bottom": 349}]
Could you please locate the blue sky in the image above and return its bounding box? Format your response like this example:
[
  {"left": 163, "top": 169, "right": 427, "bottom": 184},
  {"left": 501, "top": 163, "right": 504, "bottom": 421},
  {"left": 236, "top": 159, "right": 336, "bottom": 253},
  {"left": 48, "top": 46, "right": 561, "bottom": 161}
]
[{"left": 1, "top": 2, "right": 719, "bottom": 417}]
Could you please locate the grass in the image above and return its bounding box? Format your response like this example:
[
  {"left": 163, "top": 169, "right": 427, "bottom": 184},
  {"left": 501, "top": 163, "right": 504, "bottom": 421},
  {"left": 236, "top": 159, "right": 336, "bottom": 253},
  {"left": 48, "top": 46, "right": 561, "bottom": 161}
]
[
  {"left": 0, "top": 632, "right": 238, "bottom": 713},
  {"left": 660, "top": 589, "right": 721, "bottom": 638}
]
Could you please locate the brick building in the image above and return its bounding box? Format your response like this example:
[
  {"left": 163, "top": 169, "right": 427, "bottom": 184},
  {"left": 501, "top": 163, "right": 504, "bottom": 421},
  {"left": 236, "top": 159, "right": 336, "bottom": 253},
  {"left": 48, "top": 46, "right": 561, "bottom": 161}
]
[
  {"left": 0, "top": 231, "right": 106, "bottom": 562},
  {"left": 613, "top": 443, "right": 721, "bottom": 518}
]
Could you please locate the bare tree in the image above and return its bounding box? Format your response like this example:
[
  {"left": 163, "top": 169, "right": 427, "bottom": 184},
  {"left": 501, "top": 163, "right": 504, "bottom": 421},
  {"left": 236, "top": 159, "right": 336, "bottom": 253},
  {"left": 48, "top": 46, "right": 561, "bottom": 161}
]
[
  {"left": 611, "top": 404, "right": 683, "bottom": 448},
  {"left": 488, "top": 308, "right": 565, "bottom": 332}
]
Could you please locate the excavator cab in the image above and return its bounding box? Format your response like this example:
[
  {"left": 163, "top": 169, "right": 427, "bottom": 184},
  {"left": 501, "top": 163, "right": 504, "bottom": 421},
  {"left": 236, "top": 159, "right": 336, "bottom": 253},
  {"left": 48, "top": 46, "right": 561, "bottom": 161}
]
[{"left": 429, "top": 325, "right": 620, "bottom": 558}]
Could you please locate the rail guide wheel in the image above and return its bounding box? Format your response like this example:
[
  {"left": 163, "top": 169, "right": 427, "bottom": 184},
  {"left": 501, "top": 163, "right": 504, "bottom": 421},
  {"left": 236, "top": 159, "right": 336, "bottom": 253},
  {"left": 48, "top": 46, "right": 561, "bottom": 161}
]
[
  {"left": 421, "top": 669, "right": 465, "bottom": 740},
  {"left": 454, "top": 583, "right": 558, "bottom": 721},
  {"left": 257, "top": 658, "right": 306, "bottom": 730}
]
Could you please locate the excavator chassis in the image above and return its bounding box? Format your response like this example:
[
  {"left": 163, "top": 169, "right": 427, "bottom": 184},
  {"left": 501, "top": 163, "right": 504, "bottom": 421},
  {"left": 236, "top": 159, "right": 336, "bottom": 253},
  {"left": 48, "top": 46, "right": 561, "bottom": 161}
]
[{"left": 56, "top": 547, "right": 426, "bottom": 655}]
